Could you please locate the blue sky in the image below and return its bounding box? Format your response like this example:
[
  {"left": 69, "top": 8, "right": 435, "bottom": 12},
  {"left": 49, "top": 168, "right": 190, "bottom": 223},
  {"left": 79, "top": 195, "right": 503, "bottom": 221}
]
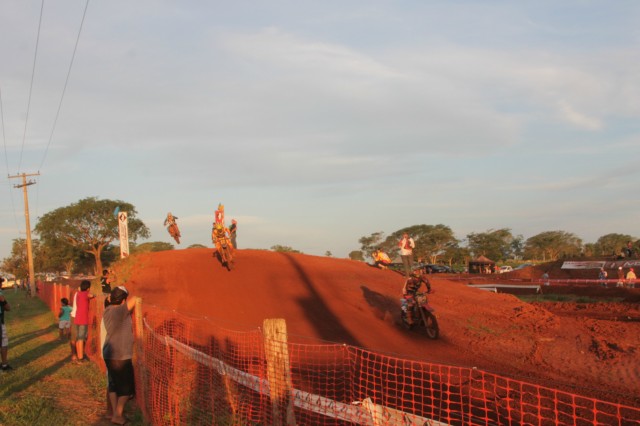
[{"left": 1, "top": 1, "right": 639, "bottom": 260}]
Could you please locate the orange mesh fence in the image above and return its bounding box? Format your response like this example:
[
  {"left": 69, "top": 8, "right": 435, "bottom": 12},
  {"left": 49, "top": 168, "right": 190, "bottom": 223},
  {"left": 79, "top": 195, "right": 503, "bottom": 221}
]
[{"left": 38, "top": 283, "right": 640, "bottom": 425}]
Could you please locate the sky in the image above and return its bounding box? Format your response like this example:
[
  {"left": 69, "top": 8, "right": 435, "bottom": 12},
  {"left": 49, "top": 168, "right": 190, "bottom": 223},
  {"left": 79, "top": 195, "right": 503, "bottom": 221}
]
[{"left": 1, "top": 1, "right": 639, "bottom": 261}]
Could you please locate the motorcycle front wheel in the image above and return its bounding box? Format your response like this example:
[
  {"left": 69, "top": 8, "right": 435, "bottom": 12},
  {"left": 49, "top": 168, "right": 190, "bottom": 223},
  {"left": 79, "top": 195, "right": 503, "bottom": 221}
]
[{"left": 418, "top": 308, "right": 439, "bottom": 339}]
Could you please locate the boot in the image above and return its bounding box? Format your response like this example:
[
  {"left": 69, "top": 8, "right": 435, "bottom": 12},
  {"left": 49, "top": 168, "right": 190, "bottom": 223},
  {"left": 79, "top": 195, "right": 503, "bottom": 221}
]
[{"left": 405, "top": 311, "right": 414, "bottom": 325}]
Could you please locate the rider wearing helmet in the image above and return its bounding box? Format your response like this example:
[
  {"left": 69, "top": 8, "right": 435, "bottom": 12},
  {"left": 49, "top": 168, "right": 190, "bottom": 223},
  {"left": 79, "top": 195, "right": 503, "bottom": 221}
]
[
  {"left": 211, "top": 222, "right": 233, "bottom": 253},
  {"left": 402, "top": 267, "right": 432, "bottom": 325},
  {"left": 164, "top": 212, "right": 178, "bottom": 227}
]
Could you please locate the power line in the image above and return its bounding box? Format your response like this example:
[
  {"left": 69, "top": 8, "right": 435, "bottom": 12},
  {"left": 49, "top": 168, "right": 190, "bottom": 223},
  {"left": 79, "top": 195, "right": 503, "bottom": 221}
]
[
  {"left": 17, "top": 0, "right": 45, "bottom": 173},
  {"left": 39, "top": 0, "right": 91, "bottom": 171},
  {"left": 0, "top": 88, "right": 22, "bottom": 232}
]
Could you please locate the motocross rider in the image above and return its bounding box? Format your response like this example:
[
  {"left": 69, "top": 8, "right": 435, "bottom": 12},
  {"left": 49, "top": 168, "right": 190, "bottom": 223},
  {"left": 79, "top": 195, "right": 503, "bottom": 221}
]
[
  {"left": 402, "top": 268, "right": 432, "bottom": 325},
  {"left": 164, "top": 212, "right": 178, "bottom": 228},
  {"left": 211, "top": 222, "right": 233, "bottom": 254}
]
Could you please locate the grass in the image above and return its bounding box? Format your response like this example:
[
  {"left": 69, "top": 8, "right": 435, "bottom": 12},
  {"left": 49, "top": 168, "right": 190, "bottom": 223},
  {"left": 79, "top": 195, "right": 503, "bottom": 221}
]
[{"left": 0, "top": 290, "right": 145, "bottom": 426}]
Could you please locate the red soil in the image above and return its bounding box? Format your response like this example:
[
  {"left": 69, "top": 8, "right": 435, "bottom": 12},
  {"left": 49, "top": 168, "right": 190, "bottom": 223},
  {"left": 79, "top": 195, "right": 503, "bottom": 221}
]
[{"left": 112, "top": 249, "right": 640, "bottom": 407}]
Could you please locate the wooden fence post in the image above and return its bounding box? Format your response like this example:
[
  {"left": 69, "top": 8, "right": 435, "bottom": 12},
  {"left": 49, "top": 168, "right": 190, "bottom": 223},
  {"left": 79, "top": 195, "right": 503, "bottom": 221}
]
[
  {"left": 133, "top": 298, "right": 148, "bottom": 419},
  {"left": 263, "top": 318, "right": 296, "bottom": 426}
]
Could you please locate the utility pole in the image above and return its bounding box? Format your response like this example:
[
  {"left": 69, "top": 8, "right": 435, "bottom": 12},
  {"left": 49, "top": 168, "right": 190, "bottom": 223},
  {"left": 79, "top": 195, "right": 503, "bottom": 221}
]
[{"left": 8, "top": 172, "right": 40, "bottom": 297}]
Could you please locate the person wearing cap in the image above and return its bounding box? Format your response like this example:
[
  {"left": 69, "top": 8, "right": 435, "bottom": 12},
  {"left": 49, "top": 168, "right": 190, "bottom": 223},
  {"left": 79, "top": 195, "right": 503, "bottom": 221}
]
[
  {"left": 616, "top": 266, "right": 625, "bottom": 288},
  {"left": 229, "top": 219, "right": 238, "bottom": 249},
  {"left": 102, "top": 286, "right": 138, "bottom": 425},
  {"left": 626, "top": 268, "right": 636, "bottom": 288}
]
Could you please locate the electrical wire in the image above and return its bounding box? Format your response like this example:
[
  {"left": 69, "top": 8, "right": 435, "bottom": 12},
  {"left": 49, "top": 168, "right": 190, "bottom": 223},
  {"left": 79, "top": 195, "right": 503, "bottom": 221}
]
[
  {"left": 0, "top": 88, "right": 23, "bottom": 233},
  {"left": 38, "top": 0, "right": 91, "bottom": 172},
  {"left": 17, "top": 0, "right": 45, "bottom": 173}
]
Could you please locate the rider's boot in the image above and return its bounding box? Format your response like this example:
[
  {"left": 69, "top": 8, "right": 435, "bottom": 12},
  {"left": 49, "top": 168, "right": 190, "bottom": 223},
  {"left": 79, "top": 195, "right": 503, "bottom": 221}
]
[{"left": 406, "top": 310, "right": 414, "bottom": 325}]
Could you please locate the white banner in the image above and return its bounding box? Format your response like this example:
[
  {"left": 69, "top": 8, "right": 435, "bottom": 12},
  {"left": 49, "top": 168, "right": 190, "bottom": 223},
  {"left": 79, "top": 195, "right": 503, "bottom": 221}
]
[
  {"left": 561, "top": 261, "right": 605, "bottom": 270},
  {"left": 118, "top": 211, "right": 129, "bottom": 258}
]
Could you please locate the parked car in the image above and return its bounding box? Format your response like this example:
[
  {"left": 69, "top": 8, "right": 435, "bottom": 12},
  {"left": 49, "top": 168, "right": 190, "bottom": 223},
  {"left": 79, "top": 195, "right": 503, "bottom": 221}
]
[
  {"left": 499, "top": 266, "right": 513, "bottom": 274},
  {"left": 424, "top": 264, "right": 454, "bottom": 274}
]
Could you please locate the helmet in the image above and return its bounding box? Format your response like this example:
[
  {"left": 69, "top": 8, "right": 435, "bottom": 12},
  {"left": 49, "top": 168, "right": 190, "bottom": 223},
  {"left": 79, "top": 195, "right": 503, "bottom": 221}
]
[
  {"left": 232, "top": 219, "right": 237, "bottom": 224},
  {"left": 412, "top": 269, "right": 422, "bottom": 277}
]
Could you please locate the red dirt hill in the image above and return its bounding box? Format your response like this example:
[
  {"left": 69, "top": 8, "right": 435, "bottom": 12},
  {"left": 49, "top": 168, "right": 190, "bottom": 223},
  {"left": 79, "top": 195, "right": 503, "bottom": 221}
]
[{"left": 113, "top": 249, "right": 640, "bottom": 407}]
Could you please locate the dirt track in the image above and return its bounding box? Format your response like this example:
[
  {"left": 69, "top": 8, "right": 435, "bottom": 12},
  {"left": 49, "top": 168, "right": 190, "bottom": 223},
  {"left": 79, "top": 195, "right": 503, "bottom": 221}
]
[{"left": 111, "top": 249, "right": 640, "bottom": 407}]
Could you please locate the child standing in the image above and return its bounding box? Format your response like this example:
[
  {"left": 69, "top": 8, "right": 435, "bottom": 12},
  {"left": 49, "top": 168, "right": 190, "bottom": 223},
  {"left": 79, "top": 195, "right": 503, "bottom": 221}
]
[
  {"left": 73, "top": 280, "right": 95, "bottom": 362},
  {"left": 58, "top": 298, "right": 72, "bottom": 340}
]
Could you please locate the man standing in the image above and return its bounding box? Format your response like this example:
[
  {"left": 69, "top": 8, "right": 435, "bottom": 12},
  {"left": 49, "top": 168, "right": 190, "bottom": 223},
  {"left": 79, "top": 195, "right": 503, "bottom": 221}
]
[
  {"left": 0, "top": 278, "right": 12, "bottom": 371},
  {"left": 229, "top": 219, "right": 238, "bottom": 249},
  {"left": 398, "top": 233, "right": 415, "bottom": 278}
]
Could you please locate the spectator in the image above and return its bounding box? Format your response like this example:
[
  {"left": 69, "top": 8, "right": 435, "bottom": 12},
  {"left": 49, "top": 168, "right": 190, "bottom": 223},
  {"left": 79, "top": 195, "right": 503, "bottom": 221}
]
[
  {"left": 372, "top": 248, "right": 392, "bottom": 270},
  {"left": 398, "top": 233, "right": 415, "bottom": 278},
  {"left": 624, "top": 241, "right": 635, "bottom": 259},
  {"left": 101, "top": 269, "right": 112, "bottom": 295},
  {"left": 598, "top": 268, "right": 608, "bottom": 288},
  {"left": 58, "top": 298, "right": 72, "bottom": 340},
  {"left": 102, "top": 286, "right": 138, "bottom": 425},
  {"left": 616, "top": 267, "right": 625, "bottom": 288},
  {"left": 541, "top": 271, "right": 550, "bottom": 286},
  {"left": 0, "top": 279, "right": 12, "bottom": 371},
  {"left": 229, "top": 219, "right": 238, "bottom": 249},
  {"left": 626, "top": 268, "right": 636, "bottom": 289},
  {"left": 74, "top": 280, "right": 95, "bottom": 362}
]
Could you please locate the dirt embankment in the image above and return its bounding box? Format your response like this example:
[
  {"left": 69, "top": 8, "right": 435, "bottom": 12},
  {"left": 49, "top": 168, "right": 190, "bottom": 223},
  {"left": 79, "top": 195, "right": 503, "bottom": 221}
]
[{"left": 108, "top": 250, "right": 640, "bottom": 407}]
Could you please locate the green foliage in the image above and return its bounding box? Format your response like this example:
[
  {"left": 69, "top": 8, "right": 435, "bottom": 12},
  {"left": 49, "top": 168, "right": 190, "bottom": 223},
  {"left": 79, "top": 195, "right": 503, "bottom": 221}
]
[
  {"left": 325, "top": 251, "right": 332, "bottom": 257},
  {"left": 524, "top": 230, "right": 582, "bottom": 261},
  {"left": 35, "top": 197, "right": 150, "bottom": 275},
  {"left": 358, "top": 231, "right": 385, "bottom": 260},
  {"left": 348, "top": 250, "right": 365, "bottom": 261},
  {"left": 270, "top": 245, "right": 302, "bottom": 254},
  {"left": 593, "top": 233, "right": 635, "bottom": 257},
  {"left": 466, "top": 228, "right": 515, "bottom": 261},
  {"left": 187, "top": 244, "right": 208, "bottom": 249},
  {"left": 132, "top": 241, "right": 175, "bottom": 253}
]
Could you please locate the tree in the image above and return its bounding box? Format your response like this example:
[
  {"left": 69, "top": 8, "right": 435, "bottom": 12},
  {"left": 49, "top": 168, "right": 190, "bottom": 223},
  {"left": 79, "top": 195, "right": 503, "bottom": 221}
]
[
  {"left": 524, "top": 231, "right": 582, "bottom": 261},
  {"left": 325, "top": 251, "right": 332, "bottom": 257},
  {"left": 270, "top": 245, "right": 302, "bottom": 254},
  {"left": 348, "top": 250, "right": 364, "bottom": 261},
  {"left": 466, "top": 228, "right": 515, "bottom": 261},
  {"left": 35, "top": 197, "right": 150, "bottom": 275},
  {"left": 187, "top": 244, "right": 208, "bottom": 249},
  {"left": 2, "top": 238, "right": 43, "bottom": 279},
  {"left": 358, "top": 232, "right": 385, "bottom": 260},
  {"left": 131, "top": 241, "right": 175, "bottom": 253},
  {"left": 593, "top": 233, "right": 634, "bottom": 257},
  {"left": 441, "top": 245, "right": 471, "bottom": 267}
]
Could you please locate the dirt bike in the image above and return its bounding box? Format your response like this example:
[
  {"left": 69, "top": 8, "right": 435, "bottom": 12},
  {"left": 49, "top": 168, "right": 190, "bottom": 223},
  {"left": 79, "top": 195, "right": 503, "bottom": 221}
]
[
  {"left": 215, "top": 237, "right": 234, "bottom": 271},
  {"left": 400, "top": 291, "right": 439, "bottom": 339},
  {"left": 167, "top": 223, "right": 181, "bottom": 244}
]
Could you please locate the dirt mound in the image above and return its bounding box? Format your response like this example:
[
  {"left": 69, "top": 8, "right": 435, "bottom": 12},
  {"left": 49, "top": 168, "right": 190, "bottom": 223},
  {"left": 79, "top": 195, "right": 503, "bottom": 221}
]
[{"left": 112, "top": 249, "right": 640, "bottom": 407}]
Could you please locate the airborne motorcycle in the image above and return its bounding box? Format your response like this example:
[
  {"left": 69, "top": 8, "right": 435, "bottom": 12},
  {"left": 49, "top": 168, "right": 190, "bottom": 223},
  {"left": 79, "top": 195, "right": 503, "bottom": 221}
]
[
  {"left": 167, "top": 223, "right": 181, "bottom": 244},
  {"left": 400, "top": 291, "right": 439, "bottom": 339}
]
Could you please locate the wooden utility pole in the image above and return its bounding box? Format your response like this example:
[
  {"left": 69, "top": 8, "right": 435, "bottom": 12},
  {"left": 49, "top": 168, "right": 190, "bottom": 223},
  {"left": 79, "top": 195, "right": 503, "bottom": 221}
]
[{"left": 8, "top": 172, "right": 39, "bottom": 297}]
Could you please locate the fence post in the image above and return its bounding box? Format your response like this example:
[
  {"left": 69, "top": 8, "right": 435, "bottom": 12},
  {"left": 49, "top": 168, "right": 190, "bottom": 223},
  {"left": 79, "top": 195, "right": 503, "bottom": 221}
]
[
  {"left": 133, "top": 297, "right": 148, "bottom": 420},
  {"left": 263, "top": 318, "right": 296, "bottom": 426}
]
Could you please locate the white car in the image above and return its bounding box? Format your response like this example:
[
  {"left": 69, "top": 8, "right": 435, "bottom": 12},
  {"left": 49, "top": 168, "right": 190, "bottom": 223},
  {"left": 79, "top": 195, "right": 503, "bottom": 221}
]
[{"left": 499, "top": 266, "right": 513, "bottom": 274}]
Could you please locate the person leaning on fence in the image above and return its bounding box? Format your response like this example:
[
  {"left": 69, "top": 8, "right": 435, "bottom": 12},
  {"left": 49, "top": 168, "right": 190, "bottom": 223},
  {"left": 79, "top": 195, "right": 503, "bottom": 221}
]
[
  {"left": 102, "top": 286, "right": 138, "bottom": 425},
  {"left": 598, "top": 268, "right": 608, "bottom": 288},
  {"left": 616, "top": 267, "right": 625, "bottom": 288},
  {"left": 0, "top": 279, "right": 13, "bottom": 371},
  {"left": 626, "top": 268, "right": 636, "bottom": 289}
]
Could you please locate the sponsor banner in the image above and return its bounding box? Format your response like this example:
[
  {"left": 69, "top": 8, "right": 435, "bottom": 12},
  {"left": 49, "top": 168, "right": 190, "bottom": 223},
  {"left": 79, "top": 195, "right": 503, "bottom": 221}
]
[
  {"left": 118, "top": 211, "right": 129, "bottom": 258},
  {"left": 604, "top": 260, "right": 640, "bottom": 269},
  {"left": 561, "top": 261, "right": 605, "bottom": 270}
]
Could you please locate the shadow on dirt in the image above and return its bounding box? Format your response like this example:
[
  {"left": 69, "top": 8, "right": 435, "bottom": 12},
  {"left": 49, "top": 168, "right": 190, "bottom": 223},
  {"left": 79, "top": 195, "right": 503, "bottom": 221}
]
[{"left": 281, "top": 253, "right": 362, "bottom": 347}]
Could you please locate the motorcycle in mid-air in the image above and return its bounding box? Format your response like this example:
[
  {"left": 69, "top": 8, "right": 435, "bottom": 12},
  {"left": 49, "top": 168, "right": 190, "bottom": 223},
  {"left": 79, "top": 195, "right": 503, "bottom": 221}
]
[
  {"left": 400, "top": 291, "right": 439, "bottom": 339},
  {"left": 167, "top": 223, "right": 181, "bottom": 244}
]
